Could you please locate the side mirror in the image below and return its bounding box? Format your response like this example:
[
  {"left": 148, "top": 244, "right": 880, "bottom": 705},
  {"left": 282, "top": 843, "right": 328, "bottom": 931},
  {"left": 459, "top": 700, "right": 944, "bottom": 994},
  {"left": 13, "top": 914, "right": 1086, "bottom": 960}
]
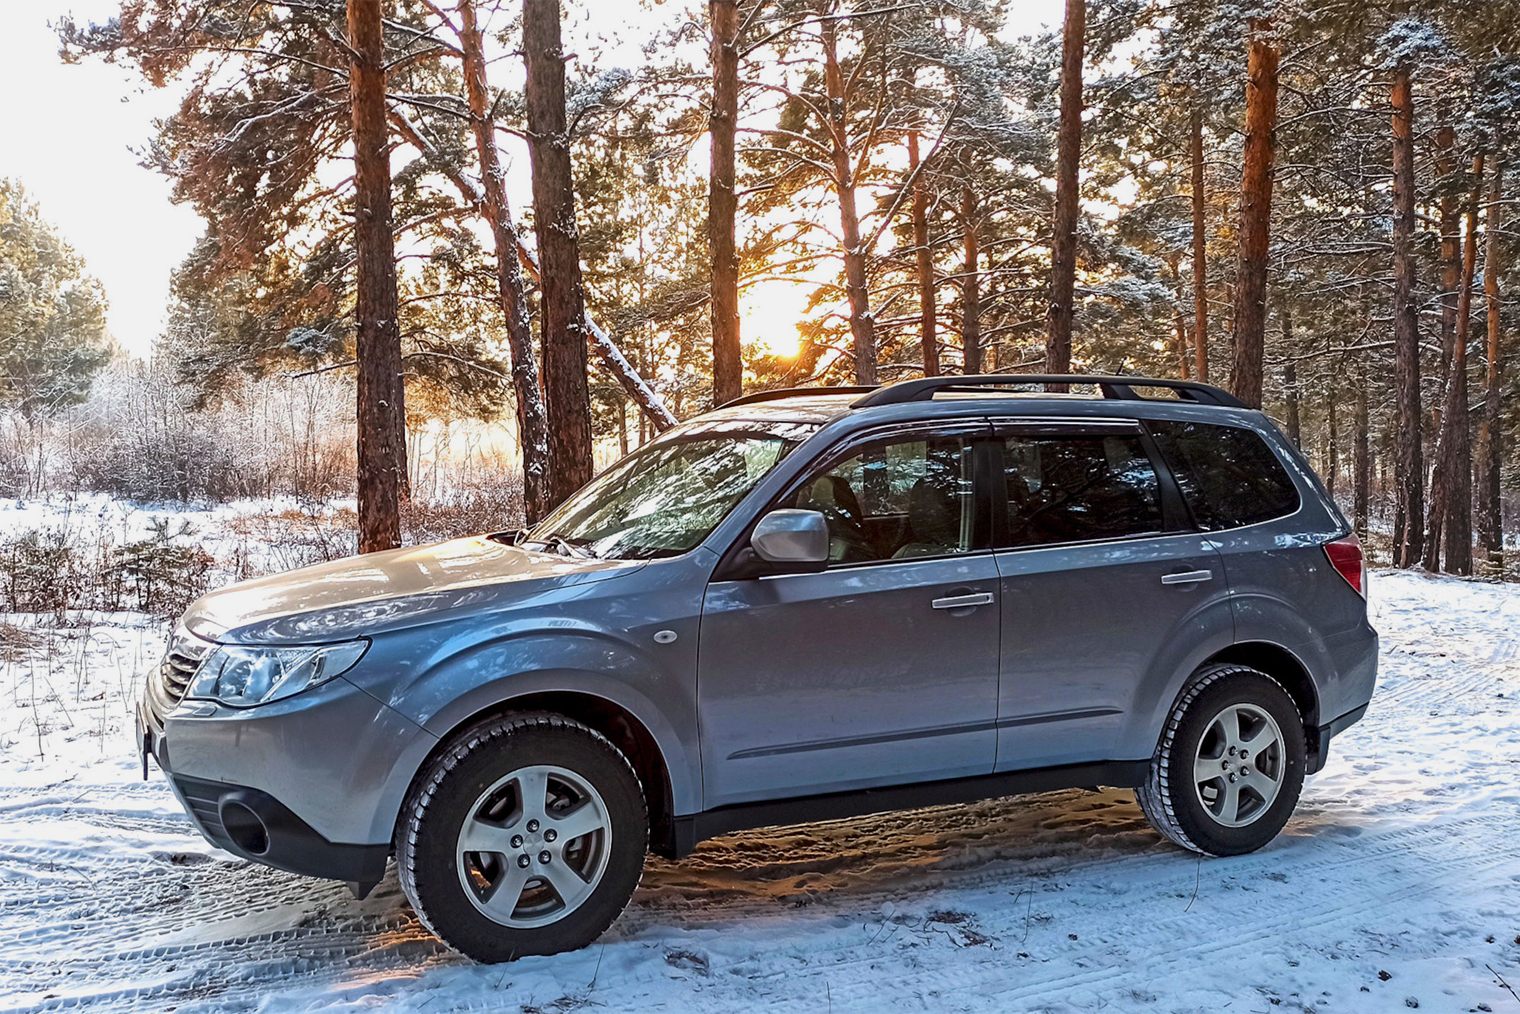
[{"left": 750, "top": 509, "right": 830, "bottom": 567}]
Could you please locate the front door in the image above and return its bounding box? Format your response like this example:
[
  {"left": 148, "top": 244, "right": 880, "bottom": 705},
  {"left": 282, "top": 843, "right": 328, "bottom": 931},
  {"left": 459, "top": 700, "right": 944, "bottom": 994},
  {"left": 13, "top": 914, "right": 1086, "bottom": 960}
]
[
  {"left": 698, "top": 424, "right": 1001, "bottom": 809},
  {"left": 989, "top": 421, "right": 1229, "bottom": 771}
]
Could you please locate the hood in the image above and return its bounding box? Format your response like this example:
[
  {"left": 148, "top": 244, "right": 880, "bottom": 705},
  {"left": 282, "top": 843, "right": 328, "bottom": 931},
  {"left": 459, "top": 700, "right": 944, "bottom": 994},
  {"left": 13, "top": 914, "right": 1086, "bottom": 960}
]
[{"left": 183, "top": 536, "right": 642, "bottom": 644}]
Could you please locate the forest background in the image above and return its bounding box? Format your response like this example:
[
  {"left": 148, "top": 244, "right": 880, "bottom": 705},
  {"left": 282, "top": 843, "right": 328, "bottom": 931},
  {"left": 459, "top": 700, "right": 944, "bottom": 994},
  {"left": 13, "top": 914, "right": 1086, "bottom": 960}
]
[{"left": 1, "top": 0, "right": 1517, "bottom": 618}]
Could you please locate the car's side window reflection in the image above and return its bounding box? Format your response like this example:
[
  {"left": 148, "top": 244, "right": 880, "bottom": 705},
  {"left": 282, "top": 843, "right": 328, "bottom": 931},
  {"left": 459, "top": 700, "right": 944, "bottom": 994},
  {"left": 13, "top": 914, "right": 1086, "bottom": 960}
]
[
  {"left": 1002, "top": 433, "right": 1163, "bottom": 547},
  {"left": 785, "top": 435, "right": 976, "bottom": 564}
]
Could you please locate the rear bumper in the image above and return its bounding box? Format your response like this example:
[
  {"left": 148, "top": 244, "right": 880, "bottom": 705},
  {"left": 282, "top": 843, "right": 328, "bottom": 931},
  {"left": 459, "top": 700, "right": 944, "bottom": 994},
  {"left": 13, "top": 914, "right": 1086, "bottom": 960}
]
[{"left": 1307, "top": 702, "right": 1368, "bottom": 775}]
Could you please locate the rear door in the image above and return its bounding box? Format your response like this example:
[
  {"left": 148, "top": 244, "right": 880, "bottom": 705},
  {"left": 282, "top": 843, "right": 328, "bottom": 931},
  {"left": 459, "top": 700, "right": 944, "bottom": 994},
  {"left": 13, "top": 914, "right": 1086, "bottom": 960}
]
[
  {"left": 1144, "top": 418, "right": 1364, "bottom": 637},
  {"left": 989, "top": 419, "right": 1230, "bottom": 771}
]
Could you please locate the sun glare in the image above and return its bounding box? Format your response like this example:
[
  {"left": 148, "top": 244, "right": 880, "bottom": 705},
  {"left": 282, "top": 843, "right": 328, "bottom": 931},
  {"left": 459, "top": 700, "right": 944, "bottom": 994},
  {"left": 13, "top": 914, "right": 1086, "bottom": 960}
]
[{"left": 739, "top": 281, "right": 809, "bottom": 359}]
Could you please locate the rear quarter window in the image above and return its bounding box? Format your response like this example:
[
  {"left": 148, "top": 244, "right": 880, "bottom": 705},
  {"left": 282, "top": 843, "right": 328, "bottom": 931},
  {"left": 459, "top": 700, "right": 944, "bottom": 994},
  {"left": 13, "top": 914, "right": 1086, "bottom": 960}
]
[{"left": 1147, "top": 419, "right": 1300, "bottom": 530}]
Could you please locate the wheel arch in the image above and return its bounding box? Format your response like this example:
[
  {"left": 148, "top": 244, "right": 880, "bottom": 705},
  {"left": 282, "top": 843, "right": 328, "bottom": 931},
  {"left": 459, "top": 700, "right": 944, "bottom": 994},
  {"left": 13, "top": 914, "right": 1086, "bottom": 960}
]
[
  {"left": 402, "top": 689, "right": 684, "bottom": 858},
  {"left": 1201, "top": 641, "right": 1331, "bottom": 772},
  {"left": 1203, "top": 641, "right": 1319, "bottom": 729}
]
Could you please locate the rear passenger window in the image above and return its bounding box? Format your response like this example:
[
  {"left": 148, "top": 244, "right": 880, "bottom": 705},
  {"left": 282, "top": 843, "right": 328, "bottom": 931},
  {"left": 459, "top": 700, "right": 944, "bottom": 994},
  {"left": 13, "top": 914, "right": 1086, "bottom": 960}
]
[
  {"left": 1002, "top": 433, "right": 1163, "bottom": 547},
  {"left": 1147, "top": 420, "right": 1300, "bottom": 530}
]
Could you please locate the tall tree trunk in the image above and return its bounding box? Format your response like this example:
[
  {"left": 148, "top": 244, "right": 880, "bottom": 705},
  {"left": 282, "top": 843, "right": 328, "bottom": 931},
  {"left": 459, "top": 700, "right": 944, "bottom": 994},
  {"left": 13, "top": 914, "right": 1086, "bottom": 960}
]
[
  {"left": 909, "top": 129, "right": 938, "bottom": 376},
  {"left": 1177, "top": 313, "right": 1191, "bottom": 379},
  {"left": 347, "top": 0, "right": 405, "bottom": 553},
  {"left": 1283, "top": 364, "right": 1301, "bottom": 448},
  {"left": 523, "top": 0, "right": 593, "bottom": 505},
  {"left": 1047, "top": 0, "right": 1085, "bottom": 382},
  {"left": 1354, "top": 363, "right": 1370, "bottom": 539},
  {"left": 1478, "top": 159, "right": 1506, "bottom": 568},
  {"left": 961, "top": 184, "right": 982, "bottom": 374},
  {"left": 1435, "top": 124, "right": 1460, "bottom": 400},
  {"left": 1228, "top": 18, "right": 1279, "bottom": 409},
  {"left": 1326, "top": 394, "right": 1339, "bottom": 498},
  {"left": 457, "top": 0, "right": 551, "bottom": 523},
  {"left": 708, "top": 0, "right": 742, "bottom": 407},
  {"left": 1175, "top": 304, "right": 1191, "bottom": 378},
  {"left": 1427, "top": 155, "right": 1483, "bottom": 575},
  {"left": 819, "top": 10, "right": 877, "bottom": 385},
  {"left": 1169, "top": 256, "right": 1189, "bottom": 378},
  {"left": 1191, "top": 96, "right": 1209, "bottom": 382},
  {"left": 1280, "top": 294, "right": 1300, "bottom": 447},
  {"left": 1390, "top": 64, "right": 1424, "bottom": 568}
]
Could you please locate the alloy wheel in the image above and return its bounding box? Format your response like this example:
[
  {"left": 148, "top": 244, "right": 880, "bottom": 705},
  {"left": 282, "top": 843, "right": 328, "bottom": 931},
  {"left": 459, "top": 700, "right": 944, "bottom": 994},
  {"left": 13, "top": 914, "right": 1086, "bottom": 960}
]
[
  {"left": 455, "top": 764, "right": 612, "bottom": 929},
  {"left": 1192, "top": 702, "right": 1286, "bottom": 828}
]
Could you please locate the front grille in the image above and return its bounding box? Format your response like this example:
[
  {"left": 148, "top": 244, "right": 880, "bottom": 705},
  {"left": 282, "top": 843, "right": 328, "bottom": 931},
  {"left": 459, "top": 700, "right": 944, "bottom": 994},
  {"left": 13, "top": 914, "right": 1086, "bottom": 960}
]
[{"left": 143, "top": 627, "right": 216, "bottom": 731}]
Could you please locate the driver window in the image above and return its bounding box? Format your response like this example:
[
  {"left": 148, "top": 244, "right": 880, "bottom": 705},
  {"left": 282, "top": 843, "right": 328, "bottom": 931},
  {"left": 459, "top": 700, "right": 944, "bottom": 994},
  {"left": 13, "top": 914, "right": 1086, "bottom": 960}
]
[{"left": 786, "top": 434, "right": 976, "bottom": 564}]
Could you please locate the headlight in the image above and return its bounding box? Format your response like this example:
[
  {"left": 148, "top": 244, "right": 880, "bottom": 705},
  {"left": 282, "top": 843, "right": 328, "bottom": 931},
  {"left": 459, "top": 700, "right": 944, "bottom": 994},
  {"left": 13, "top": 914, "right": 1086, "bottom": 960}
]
[{"left": 186, "top": 640, "right": 368, "bottom": 708}]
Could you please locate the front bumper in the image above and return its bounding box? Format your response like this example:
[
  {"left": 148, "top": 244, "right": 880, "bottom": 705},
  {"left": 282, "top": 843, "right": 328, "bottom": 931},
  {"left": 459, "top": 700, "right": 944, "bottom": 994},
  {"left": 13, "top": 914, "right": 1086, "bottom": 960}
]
[{"left": 137, "top": 674, "right": 437, "bottom": 891}]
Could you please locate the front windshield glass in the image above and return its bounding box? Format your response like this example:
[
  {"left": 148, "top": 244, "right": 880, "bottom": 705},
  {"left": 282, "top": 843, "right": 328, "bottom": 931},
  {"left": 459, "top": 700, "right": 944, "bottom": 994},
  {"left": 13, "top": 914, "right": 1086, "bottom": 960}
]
[{"left": 525, "top": 422, "right": 815, "bottom": 560}]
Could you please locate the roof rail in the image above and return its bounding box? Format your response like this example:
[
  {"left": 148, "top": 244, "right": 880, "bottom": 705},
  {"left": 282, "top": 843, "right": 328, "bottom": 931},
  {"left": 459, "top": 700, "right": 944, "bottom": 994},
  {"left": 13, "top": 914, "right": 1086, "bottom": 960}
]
[
  {"left": 851, "top": 374, "right": 1246, "bottom": 409},
  {"left": 719, "top": 385, "right": 879, "bottom": 410}
]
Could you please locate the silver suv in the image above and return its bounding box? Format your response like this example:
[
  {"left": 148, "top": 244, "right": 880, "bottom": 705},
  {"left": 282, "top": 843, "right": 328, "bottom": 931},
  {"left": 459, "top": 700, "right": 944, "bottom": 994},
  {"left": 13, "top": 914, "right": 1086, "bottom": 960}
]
[{"left": 137, "top": 375, "right": 1377, "bottom": 962}]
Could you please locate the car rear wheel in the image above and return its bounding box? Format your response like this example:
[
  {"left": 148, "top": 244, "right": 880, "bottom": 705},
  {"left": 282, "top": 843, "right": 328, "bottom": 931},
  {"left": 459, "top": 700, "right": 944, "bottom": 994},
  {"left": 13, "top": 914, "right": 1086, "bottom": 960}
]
[
  {"left": 1135, "top": 664, "right": 1306, "bottom": 856},
  {"left": 398, "top": 714, "right": 647, "bottom": 962}
]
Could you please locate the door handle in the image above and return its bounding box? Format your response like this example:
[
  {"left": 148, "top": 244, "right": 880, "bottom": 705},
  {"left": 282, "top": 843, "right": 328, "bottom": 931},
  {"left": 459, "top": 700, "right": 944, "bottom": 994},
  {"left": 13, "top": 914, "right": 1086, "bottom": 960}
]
[
  {"left": 1160, "top": 569, "right": 1214, "bottom": 586},
  {"left": 932, "top": 591, "right": 995, "bottom": 610}
]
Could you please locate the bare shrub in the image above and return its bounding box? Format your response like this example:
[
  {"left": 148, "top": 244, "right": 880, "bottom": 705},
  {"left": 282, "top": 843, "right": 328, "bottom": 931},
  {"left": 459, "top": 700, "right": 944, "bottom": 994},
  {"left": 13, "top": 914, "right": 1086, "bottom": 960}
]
[
  {"left": 402, "top": 471, "right": 525, "bottom": 545},
  {"left": 221, "top": 505, "right": 360, "bottom": 574},
  {"left": 0, "top": 529, "right": 84, "bottom": 619},
  {"left": 54, "top": 359, "right": 355, "bottom": 503},
  {"left": 111, "top": 518, "right": 215, "bottom": 616},
  {"left": 0, "top": 514, "right": 213, "bottom": 620}
]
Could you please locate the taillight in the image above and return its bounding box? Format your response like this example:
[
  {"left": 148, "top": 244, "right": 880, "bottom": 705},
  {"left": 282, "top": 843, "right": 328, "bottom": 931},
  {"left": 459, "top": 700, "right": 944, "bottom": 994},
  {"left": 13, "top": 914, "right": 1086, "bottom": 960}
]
[{"left": 1324, "top": 534, "right": 1366, "bottom": 598}]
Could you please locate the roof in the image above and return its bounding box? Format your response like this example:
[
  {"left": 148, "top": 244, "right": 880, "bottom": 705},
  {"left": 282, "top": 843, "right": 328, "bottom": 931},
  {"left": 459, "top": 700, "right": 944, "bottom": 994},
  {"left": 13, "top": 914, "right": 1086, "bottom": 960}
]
[{"left": 702, "top": 374, "right": 1247, "bottom": 425}]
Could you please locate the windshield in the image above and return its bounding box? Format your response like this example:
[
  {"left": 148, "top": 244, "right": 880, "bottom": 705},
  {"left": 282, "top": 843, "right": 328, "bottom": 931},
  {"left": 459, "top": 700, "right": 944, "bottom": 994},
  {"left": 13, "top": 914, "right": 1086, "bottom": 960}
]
[{"left": 524, "top": 422, "right": 814, "bottom": 560}]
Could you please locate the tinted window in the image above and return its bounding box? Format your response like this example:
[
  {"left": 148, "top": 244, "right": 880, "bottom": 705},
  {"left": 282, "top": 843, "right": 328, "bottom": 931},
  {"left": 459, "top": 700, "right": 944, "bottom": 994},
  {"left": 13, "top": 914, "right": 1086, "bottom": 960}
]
[
  {"left": 1002, "top": 433, "right": 1163, "bottom": 547},
  {"left": 786, "top": 434, "right": 976, "bottom": 564},
  {"left": 1147, "top": 420, "right": 1300, "bottom": 530}
]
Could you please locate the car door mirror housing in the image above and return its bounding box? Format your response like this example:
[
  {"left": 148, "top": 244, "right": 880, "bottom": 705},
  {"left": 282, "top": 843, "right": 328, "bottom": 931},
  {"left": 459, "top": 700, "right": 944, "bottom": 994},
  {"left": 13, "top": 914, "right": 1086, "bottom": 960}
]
[{"left": 750, "top": 509, "right": 830, "bottom": 567}]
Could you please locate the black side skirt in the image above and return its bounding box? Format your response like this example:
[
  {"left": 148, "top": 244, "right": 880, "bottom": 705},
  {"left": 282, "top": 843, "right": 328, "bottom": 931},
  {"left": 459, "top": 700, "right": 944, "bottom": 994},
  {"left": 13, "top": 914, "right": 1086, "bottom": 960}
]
[{"left": 668, "top": 760, "right": 1150, "bottom": 859}]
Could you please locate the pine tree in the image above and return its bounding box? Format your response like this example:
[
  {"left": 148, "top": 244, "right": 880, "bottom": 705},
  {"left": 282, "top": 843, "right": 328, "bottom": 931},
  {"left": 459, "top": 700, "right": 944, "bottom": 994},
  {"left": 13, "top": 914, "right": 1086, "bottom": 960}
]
[
  {"left": 709, "top": 0, "right": 744, "bottom": 406},
  {"left": 1388, "top": 29, "right": 1423, "bottom": 568},
  {"left": 523, "top": 0, "right": 594, "bottom": 504},
  {"left": 1227, "top": 15, "right": 1279, "bottom": 409},
  {"left": 347, "top": 0, "right": 406, "bottom": 551},
  {"left": 1047, "top": 0, "right": 1085, "bottom": 381},
  {"left": 453, "top": 0, "right": 552, "bottom": 523},
  {"left": 0, "top": 181, "right": 112, "bottom": 421}
]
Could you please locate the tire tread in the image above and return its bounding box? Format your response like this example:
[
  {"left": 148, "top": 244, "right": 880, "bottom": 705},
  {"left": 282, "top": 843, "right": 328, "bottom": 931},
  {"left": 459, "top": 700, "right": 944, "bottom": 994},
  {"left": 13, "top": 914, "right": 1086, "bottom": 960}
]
[
  {"left": 396, "top": 712, "right": 646, "bottom": 960},
  {"left": 1134, "top": 664, "right": 1295, "bottom": 856}
]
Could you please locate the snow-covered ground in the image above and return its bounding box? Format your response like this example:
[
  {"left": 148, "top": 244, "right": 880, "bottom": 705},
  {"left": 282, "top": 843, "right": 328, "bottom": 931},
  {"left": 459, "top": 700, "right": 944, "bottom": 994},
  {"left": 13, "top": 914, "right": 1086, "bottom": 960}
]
[{"left": 0, "top": 570, "right": 1517, "bottom": 1013}]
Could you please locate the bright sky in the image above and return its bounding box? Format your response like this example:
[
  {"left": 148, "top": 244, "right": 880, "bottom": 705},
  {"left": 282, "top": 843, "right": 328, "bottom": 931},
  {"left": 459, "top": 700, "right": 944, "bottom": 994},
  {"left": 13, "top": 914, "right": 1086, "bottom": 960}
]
[
  {"left": 0, "top": 1, "right": 1062, "bottom": 359},
  {"left": 0, "top": 1, "right": 203, "bottom": 356}
]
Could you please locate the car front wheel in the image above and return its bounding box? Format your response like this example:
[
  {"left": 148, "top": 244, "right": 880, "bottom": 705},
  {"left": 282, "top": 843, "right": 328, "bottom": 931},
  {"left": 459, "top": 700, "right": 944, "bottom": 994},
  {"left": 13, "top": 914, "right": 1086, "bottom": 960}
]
[
  {"left": 398, "top": 714, "right": 647, "bottom": 962},
  {"left": 1135, "top": 664, "right": 1307, "bottom": 856}
]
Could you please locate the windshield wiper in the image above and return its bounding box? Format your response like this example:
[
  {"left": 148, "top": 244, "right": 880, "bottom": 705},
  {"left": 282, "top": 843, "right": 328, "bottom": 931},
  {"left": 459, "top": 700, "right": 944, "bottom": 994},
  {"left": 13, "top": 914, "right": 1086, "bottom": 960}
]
[{"left": 523, "top": 532, "right": 595, "bottom": 559}]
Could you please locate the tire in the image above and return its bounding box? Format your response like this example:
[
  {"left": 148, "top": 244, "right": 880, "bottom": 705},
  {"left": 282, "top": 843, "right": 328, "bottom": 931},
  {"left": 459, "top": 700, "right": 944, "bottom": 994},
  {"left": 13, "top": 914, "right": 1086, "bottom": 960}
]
[
  {"left": 398, "top": 713, "right": 647, "bottom": 962},
  {"left": 1135, "top": 664, "right": 1307, "bottom": 857}
]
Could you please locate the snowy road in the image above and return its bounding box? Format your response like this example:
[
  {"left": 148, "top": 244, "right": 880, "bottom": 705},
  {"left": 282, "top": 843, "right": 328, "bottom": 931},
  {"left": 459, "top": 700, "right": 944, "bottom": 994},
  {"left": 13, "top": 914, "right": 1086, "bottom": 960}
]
[{"left": 1, "top": 571, "right": 1517, "bottom": 1013}]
